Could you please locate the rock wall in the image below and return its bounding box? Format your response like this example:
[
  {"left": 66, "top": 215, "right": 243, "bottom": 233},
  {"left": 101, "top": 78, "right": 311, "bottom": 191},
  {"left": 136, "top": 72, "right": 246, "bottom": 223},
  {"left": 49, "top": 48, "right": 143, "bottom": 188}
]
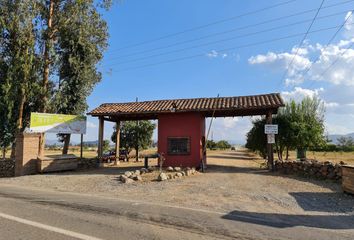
[
  {"left": 275, "top": 159, "right": 344, "bottom": 181},
  {"left": 78, "top": 158, "right": 98, "bottom": 169},
  {"left": 0, "top": 159, "right": 15, "bottom": 177}
]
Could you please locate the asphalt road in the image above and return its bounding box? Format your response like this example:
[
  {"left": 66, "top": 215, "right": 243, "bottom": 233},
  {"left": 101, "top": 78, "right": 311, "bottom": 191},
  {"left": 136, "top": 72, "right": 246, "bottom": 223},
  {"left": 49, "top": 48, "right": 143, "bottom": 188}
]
[{"left": 0, "top": 184, "right": 353, "bottom": 240}]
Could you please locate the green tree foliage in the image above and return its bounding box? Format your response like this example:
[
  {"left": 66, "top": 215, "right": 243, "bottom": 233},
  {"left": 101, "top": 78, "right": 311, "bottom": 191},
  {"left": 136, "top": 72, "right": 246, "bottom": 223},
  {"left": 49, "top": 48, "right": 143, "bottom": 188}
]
[
  {"left": 245, "top": 119, "right": 267, "bottom": 159},
  {"left": 216, "top": 140, "right": 232, "bottom": 149},
  {"left": 246, "top": 97, "right": 326, "bottom": 160},
  {"left": 111, "top": 121, "right": 156, "bottom": 158},
  {"left": 0, "top": 1, "right": 111, "bottom": 156},
  {"left": 0, "top": 1, "right": 40, "bottom": 157},
  {"left": 206, "top": 140, "right": 217, "bottom": 150},
  {"left": 102, "top": 140, "right": 111, "bottom": 153},
  {"left": 206, "top": 140, "right": 231, "bottom": 150},
  {"left": 50, "top": 1, "right": 109, "bottom": 153},
  {"left": 337, "top": 136, "right": 354, "bottom": 151}
]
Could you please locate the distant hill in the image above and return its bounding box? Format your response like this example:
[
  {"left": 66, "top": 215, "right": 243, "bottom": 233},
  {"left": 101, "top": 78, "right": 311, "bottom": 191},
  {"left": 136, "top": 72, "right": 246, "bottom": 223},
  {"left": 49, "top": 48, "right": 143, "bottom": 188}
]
[
  {"left": 328, "top": 133, "right": 354, "bottom": 145},
  {"left": 45, "top": 139, "right": 99, "bottom": 147}
]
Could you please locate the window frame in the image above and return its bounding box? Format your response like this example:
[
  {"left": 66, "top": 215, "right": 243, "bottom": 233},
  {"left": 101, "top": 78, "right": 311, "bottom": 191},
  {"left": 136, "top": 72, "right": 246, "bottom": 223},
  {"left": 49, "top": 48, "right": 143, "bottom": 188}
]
[{"left": 167, "top": 137, "right": 191, "bottom": 155}]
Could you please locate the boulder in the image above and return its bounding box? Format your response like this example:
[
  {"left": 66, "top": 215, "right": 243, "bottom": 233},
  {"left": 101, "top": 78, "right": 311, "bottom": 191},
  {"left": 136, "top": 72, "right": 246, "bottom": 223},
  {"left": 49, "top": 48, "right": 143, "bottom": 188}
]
[
  {"left": 148, "top": 166, "right": 156, "bottom": 172},
  {"left": 134, "top": 170, "right": 141, "bottom": 176},
  {"left": 167, "top": 166, "right": 174, "bottom": 172},
  {"left": 158, "top": 172, "right": 168, "bottom": 181},
  {"left": 174, "top": 167, "right": 181, "bottom": 172},
  {"left": 133, "top": 175, "right": 143, "bottom": 181},
  {"left": 124, "top": 171, "right": 132, "bottom": 177},
  {"left": 140, "top": 168, "right": 148, "bottom": 174},
  {"left": 122, "top": 177, "right": 134, "bottom": 183},
  {"left": 175, "top": 172, "right": 183, "bottom": 178}
]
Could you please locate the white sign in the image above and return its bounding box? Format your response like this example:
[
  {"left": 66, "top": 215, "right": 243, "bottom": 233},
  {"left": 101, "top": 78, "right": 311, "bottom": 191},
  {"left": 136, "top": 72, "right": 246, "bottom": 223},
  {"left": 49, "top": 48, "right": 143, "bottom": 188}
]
[
  {"left": 30, "top": 113, "right": 87, "bottom": 134},
  {"left": 265, "top": 124, "right": 278, "bottom": 134},
  {"left": 267, "top": 134, "right": 275, "bottom": 144}
]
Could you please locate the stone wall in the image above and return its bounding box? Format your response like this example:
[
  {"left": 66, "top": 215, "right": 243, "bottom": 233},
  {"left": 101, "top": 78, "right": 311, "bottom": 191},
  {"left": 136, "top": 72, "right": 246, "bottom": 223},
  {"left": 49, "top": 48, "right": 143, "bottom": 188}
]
[
  {"left": 0, "top": 159, "right": 15, "bottom": 177},
  {"left": 78, "top": 158, "right": 98, "bottom": 169},
  {"left": 275, "top": 159, "right": 344, "bottom": 181}
]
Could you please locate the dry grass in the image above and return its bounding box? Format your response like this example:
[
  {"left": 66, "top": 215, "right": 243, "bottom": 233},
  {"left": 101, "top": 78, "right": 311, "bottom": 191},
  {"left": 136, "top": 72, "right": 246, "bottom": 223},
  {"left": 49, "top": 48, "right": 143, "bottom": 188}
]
[{"left": 287, "top": 151, "right": 354, "bottom": 164}]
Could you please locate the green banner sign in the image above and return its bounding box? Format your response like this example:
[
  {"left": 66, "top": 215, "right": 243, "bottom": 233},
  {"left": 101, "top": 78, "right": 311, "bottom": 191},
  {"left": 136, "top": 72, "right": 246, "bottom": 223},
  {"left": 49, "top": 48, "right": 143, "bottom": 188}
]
[{"left": 30, "top": 113, "right": 87, "bottom": 134}]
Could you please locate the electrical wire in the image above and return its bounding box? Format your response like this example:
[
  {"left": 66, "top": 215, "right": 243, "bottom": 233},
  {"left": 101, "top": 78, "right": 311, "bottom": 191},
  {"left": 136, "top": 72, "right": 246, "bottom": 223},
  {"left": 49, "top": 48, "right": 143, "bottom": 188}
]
[
  {"left": 278, "top": 0, "right": 325, "bottom": 88},
  {"left": 104, "top": 23, "right": 354, "bottom": 73},
  {"left": 108, "top": 0, "right": 298, "bottom": 52},
  {"left": 103, "top": 10, "right": 349, "bottom": 68},
  {"left": 105, "top": 0, "right": 354, "bottom": 58}
]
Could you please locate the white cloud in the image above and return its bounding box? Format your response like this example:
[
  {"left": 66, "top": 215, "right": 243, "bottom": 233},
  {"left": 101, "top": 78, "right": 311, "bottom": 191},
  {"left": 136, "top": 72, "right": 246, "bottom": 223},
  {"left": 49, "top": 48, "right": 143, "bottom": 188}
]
[
  {"left": 206, "top": 50, "right": 218, "bottom": 58},
  {"left": 87, "top": 121, "right": 97, "bottom": 128},
  {"left": 248, "top": 51, "right": 311, "bottom": 85},
  {"left": 206, "top": 50, "right": 232, "bottom": 59},
  {"left": 248, "top": 12, "right": 354, "bottom": 87},
  {"left": 206, "top": 117, "right": 252, "bottom": 144},
  {"left": 281, "top": 87, "right": 324, "bottom": 102},
  {"left": 344, "top": 11, "right": 354, "bottom": 39}
]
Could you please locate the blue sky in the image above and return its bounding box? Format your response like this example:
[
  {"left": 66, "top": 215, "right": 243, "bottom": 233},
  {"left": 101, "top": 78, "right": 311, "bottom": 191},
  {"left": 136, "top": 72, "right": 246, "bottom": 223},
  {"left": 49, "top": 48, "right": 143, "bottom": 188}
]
[{"left": 48, "top": 0, "right": 354, "bottom": 144}]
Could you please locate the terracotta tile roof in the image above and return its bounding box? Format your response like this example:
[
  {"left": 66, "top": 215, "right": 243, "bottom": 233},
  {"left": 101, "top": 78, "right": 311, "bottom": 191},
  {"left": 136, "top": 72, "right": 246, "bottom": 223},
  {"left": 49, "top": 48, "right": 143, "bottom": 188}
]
[{"left": 88, "top": 93, "right": 284, "bottom": 119}]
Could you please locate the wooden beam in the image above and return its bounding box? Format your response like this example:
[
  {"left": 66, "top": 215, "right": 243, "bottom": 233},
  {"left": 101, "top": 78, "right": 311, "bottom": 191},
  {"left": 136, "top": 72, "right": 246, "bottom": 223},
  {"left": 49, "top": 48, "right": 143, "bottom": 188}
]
[
  {"left": 266, "top": 111, "right": 274, "bottom": 171},
  {"left": 80, "top": 134, "right": 83, "bottom": 160},
  {"left": 98, "top": 117, "right": 104, "bottom": 160},
  {"left": 114, "top": 121, "right": 121, "bottom": 165}
]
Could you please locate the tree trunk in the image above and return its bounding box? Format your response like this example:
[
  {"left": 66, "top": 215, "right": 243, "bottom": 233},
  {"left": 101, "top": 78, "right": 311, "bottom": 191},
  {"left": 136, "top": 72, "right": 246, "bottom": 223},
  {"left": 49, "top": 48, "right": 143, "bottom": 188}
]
[
  {"left": 10, "top": 87, "right": 26, "bottom": 159},
  {"left": 2, "top": 148, "right": 5, "bottom": 160},
  {"left": 135, "top": 146, "right": 139, "bottom": 162},
  {"left": 286, "top": 147, "right": 289, "bottom": 160},
  {"left": 39, "top": 0, "right": 55, "bottom": 157},
  {"left": 62, "top": 134, "right": 71, "bottom": 154}
]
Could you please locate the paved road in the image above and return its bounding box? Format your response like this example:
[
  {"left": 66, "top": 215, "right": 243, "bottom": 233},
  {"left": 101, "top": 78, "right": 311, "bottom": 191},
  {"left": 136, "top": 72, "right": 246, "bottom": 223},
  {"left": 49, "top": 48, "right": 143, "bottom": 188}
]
[{"left": 0, "top": 184, "right": 353, "bottom": 240}]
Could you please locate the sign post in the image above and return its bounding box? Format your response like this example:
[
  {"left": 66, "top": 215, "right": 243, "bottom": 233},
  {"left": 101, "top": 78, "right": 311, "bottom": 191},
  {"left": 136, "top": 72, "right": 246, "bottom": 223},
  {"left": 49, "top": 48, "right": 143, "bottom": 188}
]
[
  {"left": 30, "top": 113, "right": 87, "bottom": 158},
  {"left": 265, "top": 118, "right": 278, "bottom": 171}
]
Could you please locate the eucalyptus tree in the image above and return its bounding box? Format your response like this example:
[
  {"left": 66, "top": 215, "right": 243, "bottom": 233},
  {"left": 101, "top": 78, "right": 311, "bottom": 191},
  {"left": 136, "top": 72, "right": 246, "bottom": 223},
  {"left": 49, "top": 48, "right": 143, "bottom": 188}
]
[
  {"left": 0, "top": 0, "right": 113, "bottom": 157},
  {"left": 0, "top": 1, "right": 40, "bottom": 158}
]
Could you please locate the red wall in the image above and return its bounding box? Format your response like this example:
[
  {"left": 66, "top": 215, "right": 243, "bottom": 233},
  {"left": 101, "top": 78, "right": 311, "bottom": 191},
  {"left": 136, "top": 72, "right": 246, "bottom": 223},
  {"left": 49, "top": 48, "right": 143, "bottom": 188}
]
[{"left": 158, "top": 112, "right": 205, "bottom": 168}]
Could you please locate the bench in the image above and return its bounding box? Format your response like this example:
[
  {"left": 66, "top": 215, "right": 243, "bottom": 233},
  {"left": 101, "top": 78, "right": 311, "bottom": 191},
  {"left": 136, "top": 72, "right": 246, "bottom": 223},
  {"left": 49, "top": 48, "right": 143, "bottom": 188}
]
[{"left": 38, "top": 154, "right": 78, "bottom": 173}]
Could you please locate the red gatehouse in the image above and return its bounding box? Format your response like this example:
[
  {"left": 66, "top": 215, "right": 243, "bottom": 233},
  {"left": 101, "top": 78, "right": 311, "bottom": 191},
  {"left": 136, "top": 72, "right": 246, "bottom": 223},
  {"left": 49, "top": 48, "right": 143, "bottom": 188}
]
[{"left": 88, "top": 93, "right": 284, "bottom": 169}]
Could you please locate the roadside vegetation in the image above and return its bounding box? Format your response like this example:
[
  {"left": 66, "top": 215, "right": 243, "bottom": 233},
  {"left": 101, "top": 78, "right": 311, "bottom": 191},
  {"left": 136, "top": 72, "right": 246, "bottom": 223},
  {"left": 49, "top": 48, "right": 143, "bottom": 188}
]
[
  {"left": 246, "top": 97, "right": 354, "bottom": 162},
  {"left": 0, "top": 1, "right": 113, "bottom": 159}
]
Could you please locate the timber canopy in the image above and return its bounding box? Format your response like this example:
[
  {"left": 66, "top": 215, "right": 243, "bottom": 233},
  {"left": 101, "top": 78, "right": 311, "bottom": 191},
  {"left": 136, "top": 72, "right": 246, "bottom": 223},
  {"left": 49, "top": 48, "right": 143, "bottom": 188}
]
[{"left": 88, "top": 93, "right": 285, "bottom": 121}]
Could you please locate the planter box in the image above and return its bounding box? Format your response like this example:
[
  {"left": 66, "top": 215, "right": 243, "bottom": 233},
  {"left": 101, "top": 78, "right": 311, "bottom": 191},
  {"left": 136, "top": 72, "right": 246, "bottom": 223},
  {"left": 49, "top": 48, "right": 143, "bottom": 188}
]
[
  {"left": 38, "top": 154, "right": 78, "bottom": 173},
  {"left": 342, "top": 165, "right": 354, "bottom": 194}
]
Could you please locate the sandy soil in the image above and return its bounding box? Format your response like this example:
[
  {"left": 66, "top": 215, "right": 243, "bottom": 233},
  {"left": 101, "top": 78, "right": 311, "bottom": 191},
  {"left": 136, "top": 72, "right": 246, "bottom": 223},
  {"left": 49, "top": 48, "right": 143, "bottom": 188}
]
[{"left": 1, "top": 150, "right": 353, "bottom": 215}]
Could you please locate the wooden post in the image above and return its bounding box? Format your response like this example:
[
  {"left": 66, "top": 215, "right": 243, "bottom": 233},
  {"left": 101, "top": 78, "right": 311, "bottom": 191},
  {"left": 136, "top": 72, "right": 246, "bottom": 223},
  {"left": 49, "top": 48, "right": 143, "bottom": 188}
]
[
  {"left": 98, "top": 117, "right": 104, "bottom": 160},
  {"left": 266, "top": 111, "right": 274, "bottom": 171},
  {"left": 114, "top": 121, "right": 121, "bottom": 165},
  {"left": 80, "top": 134, "right": 83, "bottom": 160}
]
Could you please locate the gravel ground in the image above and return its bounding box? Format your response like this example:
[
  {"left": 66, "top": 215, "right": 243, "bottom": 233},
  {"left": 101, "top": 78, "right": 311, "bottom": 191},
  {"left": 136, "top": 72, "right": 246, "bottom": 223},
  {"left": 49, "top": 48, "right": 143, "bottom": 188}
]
[{"left": 1, "top": 150, "right": 353, "bottom": 215}]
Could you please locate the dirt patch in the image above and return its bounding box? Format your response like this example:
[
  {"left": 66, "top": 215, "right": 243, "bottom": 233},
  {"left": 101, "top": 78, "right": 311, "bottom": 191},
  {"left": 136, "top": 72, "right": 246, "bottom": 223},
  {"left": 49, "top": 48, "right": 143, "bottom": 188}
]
[{"left": 1, "top": 150, "right": 353, "bottom": 215}]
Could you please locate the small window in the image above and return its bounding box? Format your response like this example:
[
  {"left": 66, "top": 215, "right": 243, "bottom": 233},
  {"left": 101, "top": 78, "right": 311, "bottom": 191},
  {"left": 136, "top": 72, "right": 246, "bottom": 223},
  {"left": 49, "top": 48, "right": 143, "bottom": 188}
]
[{"left": 168, "top": 137, "right": 190, "bottom": 155}]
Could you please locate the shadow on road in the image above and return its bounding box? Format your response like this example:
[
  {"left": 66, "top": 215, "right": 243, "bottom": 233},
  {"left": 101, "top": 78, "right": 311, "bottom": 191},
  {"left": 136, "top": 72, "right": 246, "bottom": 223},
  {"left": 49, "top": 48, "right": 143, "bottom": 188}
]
[
  {"left": 222, "top": 210, "right": 354, "bottom": 229},
  {"left": 290, "top": 192, "right": 354, "bottom": 213}
]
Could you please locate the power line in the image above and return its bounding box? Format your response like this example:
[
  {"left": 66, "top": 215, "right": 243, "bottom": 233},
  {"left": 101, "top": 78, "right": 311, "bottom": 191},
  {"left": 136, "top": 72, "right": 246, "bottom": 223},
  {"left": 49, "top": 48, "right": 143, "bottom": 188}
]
[
  {"left": 105, "top": 0, "right": 354, "bottom": 58},
  {"left": 102, "top": 10, "right": 349, "bottom": 68},
  {"left": 278, "top": 0, "right": 325, "bottom": 88},
  {"left": 308, "top": 40, "right": 354, "bottom": 87},
  {"left": 105, "top": 23, "right": 353, "bottom": 73},
  {"left": 300, "top": 11, "right": 353, "bottom": 88},
  {"left": 108, "top": 0, "right": 298, "bottom": 52}
]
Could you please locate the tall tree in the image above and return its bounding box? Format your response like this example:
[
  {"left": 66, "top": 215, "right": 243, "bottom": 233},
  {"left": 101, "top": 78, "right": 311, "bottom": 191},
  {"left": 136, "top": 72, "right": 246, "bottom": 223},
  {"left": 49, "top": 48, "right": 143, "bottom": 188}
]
[
  {"left": 0, "top": 0, "right": 112, "bottom": 157},
  {"left": 246, "top": 97, "right": 326, "bottom": 160},
  {"left": 111, "top": 121, "right": 156, "bottom": 160},
  {"left": 50, "top": 0, "right": 109, "bottom": 154},
  {"left": 0, "top": 1, "right": 40, "bottom": 158}
]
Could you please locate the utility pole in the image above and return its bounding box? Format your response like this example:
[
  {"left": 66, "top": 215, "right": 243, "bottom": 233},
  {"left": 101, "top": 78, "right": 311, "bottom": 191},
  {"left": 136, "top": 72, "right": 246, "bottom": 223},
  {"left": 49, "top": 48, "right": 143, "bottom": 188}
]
[{"left": 136, "top": 97, "right": 139, "bottom": 162}]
